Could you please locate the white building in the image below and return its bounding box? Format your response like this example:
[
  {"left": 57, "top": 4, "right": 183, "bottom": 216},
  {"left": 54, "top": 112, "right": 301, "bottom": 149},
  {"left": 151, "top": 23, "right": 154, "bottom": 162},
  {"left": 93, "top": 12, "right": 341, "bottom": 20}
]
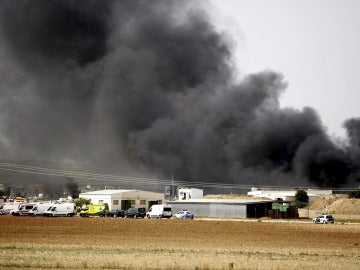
[
  {"left": 177, "top": 188, "right": 203, "bottom": 200},
  {"left": 247, "top": 188, "right": 332, "bottom": 203},
  {"left": 79, "top": 189, "right": 165, "bottom": 211}
]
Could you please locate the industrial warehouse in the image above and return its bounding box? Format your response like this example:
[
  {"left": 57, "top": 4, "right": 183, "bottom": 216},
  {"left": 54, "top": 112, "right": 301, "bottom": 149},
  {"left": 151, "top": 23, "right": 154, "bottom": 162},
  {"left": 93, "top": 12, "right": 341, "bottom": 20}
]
[
  {"left": 79, "top": 189, "right": 165, "bottom": 211},
  {"left": 170, "top": 198, "right": 274, "bottom": 218},
  {"left": 79, "top": 188, "right": 297, "bottom": 219}
]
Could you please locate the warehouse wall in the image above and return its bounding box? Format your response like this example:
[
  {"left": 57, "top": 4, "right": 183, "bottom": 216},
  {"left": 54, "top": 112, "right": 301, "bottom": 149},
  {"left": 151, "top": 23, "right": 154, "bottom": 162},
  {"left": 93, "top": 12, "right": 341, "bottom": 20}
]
[{"left": 170, "top": 202, "right": 248, "bottom": 218}]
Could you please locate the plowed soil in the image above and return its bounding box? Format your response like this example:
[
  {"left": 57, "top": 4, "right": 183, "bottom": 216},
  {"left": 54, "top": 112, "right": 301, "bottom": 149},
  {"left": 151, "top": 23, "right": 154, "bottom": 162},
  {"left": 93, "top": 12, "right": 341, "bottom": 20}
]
[{"left": 0, "top": 216, "right": 359, "bottom": 269}]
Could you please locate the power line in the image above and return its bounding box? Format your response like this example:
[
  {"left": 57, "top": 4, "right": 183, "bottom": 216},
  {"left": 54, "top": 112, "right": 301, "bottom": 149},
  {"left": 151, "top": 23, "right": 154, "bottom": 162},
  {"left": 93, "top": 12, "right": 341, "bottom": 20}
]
[{"left": 0, "top": 162, "right": 358, "bottom": 191}]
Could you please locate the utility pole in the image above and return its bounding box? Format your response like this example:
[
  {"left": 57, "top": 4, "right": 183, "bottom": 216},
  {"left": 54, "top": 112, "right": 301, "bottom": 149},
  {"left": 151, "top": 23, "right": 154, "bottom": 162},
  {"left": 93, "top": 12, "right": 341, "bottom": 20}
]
[{"left": 171, "top": 157, "right": 174, "bottom": 200}]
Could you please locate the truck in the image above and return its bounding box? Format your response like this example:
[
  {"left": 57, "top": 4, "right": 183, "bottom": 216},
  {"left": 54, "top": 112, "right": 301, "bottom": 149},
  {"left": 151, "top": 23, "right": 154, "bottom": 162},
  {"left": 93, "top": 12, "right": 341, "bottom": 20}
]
[
  {"left": 146, "top": 204, "right": 172, "bottom": 219},
  {"left": 44, "top": 203, "right": 76, "bottom": 217},
  {"left": 80, "top": 203, "right": 109, "bottom": 217},
  {"left": 28, "top": 203, "right": 55, "bottom": 216}
]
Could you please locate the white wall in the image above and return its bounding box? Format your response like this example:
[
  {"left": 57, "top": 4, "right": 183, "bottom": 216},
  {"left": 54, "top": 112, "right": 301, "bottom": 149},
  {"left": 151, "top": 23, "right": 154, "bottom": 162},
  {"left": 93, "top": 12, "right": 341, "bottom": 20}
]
[
  {"left": 80, "top": 194, "right": 112, "bottom": 208},
  {"left": 178, "top": 188, "right": 203, "bottom": 200},
  {"left": 80, "top": 190, "right": 165, "bottom": 211},
  {"left": 247, "top": 189, "right": 331, "bottom": 203}
]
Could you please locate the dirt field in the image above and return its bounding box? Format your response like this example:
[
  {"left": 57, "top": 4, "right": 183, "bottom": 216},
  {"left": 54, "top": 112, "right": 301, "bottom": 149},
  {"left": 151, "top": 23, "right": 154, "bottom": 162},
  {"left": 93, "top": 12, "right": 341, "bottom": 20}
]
[{"left": 0, "top": 216, "right": 359, "bottom": 269}]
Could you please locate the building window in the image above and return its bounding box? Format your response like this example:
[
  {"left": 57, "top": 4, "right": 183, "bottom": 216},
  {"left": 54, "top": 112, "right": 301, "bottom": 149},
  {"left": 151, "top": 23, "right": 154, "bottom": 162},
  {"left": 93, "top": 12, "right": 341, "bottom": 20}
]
[
  {"left": 99, "top": 200, "right": 103, "bottom": 203},
  {"left": 131, "top": 200, "right": 135, "bottom": 205},
  {"left": 140, "top": 200, "right": 146, "bottom": 205},
  {"left": 113, "top": 200, "right": 119, "bottom": 205}
]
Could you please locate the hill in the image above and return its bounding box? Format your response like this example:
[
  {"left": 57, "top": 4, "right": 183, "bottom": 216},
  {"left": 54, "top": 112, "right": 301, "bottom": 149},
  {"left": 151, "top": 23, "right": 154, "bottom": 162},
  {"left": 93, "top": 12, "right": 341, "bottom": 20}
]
[{"left": 308, "top": 194, "right": 360, "bottom": 215}]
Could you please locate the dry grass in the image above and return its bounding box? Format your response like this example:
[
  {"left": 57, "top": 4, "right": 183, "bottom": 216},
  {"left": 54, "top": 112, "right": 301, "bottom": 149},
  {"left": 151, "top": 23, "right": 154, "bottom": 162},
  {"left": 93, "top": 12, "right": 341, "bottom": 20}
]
[
  {"left": 309, "top": 195, "right": 360, "bottom": 215},
  {"left": 0, "top": 216, "right": 359, "bottom": 269}
]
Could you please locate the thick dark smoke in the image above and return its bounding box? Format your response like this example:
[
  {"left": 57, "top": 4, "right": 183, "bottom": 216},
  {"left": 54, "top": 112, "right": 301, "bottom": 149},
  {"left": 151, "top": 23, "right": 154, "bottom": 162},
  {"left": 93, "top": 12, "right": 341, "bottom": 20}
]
[
  {"left": 0, "top": 0, "right": 111, "bottom": 68},
  {"left": 0, "top": 0, "right": 359, "bottom": 188}
]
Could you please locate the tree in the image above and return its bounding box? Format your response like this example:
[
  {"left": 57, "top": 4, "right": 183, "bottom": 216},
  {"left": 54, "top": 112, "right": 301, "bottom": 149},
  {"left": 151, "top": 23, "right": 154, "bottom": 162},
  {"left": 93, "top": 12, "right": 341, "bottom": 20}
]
[
  {"left": 295, "top": 189, "right": 309, "bottom": 203},
  {"left": 74, "top": 198, "right": 91, "bottom": 208}
]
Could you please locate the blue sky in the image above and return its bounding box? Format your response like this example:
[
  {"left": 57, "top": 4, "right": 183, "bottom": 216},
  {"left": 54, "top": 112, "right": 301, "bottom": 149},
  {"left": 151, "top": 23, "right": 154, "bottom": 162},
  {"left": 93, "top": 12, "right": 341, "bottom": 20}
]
[{"left": 209, "top": 0, "right": 360, "bottom": 138}]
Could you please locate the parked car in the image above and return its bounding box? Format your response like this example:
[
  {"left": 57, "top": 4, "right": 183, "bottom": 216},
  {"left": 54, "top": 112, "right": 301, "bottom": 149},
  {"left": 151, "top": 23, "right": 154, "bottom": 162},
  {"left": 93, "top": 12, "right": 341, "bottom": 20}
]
[
  {"left": 312, "top": 214, "right": 334, "bottom": 224},
  {"left": 174, "top": 210, "right": 194, "bottom": 219},
  {"left": 106, "top": 209, "right": 125, "bottom": 218},
  {"left": 124, "top": 207, "right": 146, "bottom": 218}
]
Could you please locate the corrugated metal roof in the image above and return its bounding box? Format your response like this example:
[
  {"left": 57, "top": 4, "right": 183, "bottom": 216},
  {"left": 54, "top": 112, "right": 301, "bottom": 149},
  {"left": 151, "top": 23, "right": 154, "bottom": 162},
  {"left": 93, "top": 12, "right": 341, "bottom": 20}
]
[{"left": 170, "top": 199, "right": 274, "bottom": 204}]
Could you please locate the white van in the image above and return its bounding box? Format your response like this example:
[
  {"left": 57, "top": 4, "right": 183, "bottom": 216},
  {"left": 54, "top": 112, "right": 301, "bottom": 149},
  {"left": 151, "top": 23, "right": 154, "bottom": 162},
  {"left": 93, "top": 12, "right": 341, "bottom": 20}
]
[
  {"left": 29, "top": 203, "right": 54, "bottom": 216},
  {"left": 44, "top": 203, "right": 76, "bottom": 217},
  {"left": 11, "top": 203, "right": 37, "bottom": 216},
  {"left": 147, "top": 204, "right": 172, "bottom": 219},
  {"left": 0, "top": 202, "right": 22, "bottom": 215}
]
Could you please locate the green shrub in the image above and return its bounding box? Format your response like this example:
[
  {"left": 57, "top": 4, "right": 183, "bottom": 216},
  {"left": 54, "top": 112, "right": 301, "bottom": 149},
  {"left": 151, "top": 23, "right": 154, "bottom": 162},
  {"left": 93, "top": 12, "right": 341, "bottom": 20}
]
[
  {"left": 295, "top": 189, "right": 309, "bottom": 203},
  {"left": 348, "top": 189, "right": 360, "bottom": 198}
]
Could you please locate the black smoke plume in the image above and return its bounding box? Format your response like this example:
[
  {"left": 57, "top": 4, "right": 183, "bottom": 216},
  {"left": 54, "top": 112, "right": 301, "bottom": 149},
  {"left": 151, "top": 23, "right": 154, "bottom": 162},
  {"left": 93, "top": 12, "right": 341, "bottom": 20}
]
[{"left": 0, "top": 0, "right": 359, "bottom": 188}]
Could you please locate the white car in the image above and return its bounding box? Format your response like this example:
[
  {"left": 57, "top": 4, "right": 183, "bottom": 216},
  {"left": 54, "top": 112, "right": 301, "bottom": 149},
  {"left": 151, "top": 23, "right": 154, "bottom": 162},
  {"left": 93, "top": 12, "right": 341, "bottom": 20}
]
[
  {"left": 174, "top": 210, "right": 194, "bottom": 219},
  {"left": 312, "top": 214, "right": 334, "bottom": 224}
]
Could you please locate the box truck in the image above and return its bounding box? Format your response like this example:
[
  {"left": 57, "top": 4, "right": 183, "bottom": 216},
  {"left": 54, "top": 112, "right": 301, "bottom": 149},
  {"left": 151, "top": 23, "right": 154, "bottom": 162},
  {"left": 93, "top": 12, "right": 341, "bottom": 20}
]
[{"left": 146, "top": 204, "right": 172, "bottom": 219}]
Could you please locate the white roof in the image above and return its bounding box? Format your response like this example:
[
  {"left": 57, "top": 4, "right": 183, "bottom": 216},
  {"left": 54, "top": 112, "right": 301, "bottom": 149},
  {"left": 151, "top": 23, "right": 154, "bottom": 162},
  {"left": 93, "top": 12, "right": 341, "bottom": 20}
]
[{"left": 79, "top": 189, "right": 136, "bottom": 196}]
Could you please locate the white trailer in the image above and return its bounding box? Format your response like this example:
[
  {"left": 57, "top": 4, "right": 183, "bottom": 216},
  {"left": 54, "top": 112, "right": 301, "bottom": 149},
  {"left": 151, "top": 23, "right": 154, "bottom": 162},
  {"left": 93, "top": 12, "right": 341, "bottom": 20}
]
[{"left": 44, "top": 203, "right": 76, "bottom": 217}]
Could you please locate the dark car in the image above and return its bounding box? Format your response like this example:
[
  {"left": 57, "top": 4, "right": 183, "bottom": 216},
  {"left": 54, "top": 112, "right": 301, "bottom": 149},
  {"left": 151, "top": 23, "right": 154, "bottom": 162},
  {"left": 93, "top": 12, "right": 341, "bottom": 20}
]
[
  {"left": 106, "top": 209, "right": 125, "bottom": 218},
  {"left": 124, "top": 207, "right": 146, "bottom": 218}
]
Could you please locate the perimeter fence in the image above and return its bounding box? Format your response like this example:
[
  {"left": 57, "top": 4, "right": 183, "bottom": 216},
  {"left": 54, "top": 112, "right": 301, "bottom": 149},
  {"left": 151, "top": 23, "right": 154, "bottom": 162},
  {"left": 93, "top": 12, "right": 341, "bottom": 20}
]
[{"left": 298, "top": 208, "right": 360, "bottom": 220}]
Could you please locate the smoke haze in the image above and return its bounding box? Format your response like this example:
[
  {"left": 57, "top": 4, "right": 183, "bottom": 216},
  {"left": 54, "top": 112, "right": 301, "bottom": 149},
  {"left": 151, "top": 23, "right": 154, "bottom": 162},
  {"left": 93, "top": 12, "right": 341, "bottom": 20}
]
[{"left": 0, "top": 0, "right": 359, "bottom": 188}]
